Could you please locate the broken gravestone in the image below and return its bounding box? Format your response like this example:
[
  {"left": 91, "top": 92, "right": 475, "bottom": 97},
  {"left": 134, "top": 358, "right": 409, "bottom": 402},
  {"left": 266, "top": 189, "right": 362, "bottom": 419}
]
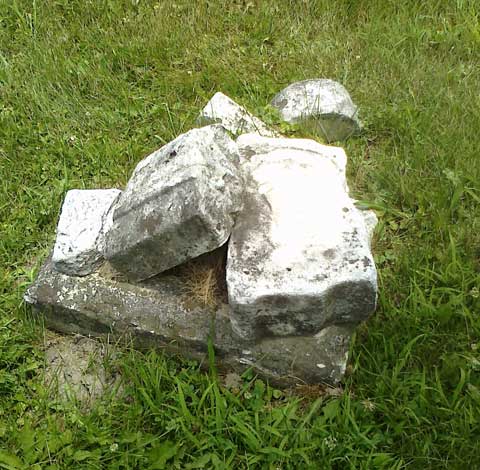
[
  {"left": 271, "top": 79, "right": 361, "bottom": 142},
  {"left": 25, "top": 87, "right": 378, "bottom": 387},
  {"left": 197, "top": 92, "right": 278, "bottom": 137},
  {"left": 227, "top": 134, "right": 377, "bottom": 340},
  {"left": 103, "top": 124, "right": 244, "bottom": 281},
  {"left": 52, "top": 189, "right": 121, "bottom": 276}
]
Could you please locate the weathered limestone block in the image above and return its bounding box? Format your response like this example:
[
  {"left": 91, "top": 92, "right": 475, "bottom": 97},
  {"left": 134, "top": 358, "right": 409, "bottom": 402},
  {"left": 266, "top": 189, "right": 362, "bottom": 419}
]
[
  {"left": 197, "top": 92, "right": 278, "bottom": 137},
  {"left": 24, "top": 255, "right": 355, "bottom": 386},
  {"left": 227, "top": 138, "right": 377, "bottom": 340},
  {"left": 271, "top": 79, "right": 361, "bottom": 142},
  {"left": 52, "top": 189, "right": 121, "bottom": 276},
  {"left": 103, "top": 125, "right": 244, "bottom": 281}
]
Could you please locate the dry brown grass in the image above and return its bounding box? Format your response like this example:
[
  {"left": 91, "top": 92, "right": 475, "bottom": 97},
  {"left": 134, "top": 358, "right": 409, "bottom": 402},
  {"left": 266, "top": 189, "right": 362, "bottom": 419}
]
[
  {"left": 174, "top": 246, "right": 228, "bottom": 310},
  {"left": 98, "top": 246, "right": 229, "bottom": 310}
]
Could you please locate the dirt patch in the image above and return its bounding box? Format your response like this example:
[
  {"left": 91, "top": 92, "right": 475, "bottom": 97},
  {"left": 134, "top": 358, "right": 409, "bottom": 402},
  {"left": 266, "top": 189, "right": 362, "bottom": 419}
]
[{"left": 43, "top": 331, "right": 121, "bottom": 409}]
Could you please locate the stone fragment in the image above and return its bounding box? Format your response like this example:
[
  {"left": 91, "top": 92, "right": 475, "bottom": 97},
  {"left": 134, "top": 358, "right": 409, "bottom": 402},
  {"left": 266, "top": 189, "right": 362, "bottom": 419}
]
[
  {"left": 197, "top": 92, "right": 278, "bottom": 137},
  {"left": 226, "top": 138, "right": 377, "bottom": 340},
  {"left": 52, "top": 189, "right": 121, "bottom": 276},
  {"left": 24, "top": 255, "right": 355, "bottom": 386},
  {"left": 103, "top": 125, "right": 244, "bottom": 281},
  {"left": 271, "top": 79, "right": 361, "bottom": 142}
]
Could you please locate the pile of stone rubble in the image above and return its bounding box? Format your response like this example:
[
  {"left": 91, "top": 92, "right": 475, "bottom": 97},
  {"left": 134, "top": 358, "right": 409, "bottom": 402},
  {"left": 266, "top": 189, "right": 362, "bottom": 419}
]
[{"left": 25, "top": 79, "right": 377, "bottom": 386}]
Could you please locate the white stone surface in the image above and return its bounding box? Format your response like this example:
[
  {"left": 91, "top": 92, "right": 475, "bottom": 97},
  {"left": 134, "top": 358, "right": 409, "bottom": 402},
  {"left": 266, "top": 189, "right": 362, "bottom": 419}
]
[
  {"left": 226, "top": 140, "right": 377, "bottom": 340},
  {"left": 271, "top": 79, "right": 361, "bottom": 142},
  {"left": 350, "top": 198, "right": 378, "bottom": 247},
  {"left": 236, "top": 133, "right": 348, "bottom": 188},
  {"left": 103, "top": 125, "right": 244, "bottom": 281},
  {"left": 52, "top": 189, "right": 121, "bottom": 276},
  {"left": 198, "top": 92, "right": 278, "bottom": 137}
]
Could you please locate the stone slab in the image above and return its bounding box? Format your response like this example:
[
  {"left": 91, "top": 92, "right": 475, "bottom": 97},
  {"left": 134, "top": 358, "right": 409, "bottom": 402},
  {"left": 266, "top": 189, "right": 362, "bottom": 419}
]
[
  {"left": 271, "top": 79, "right": 361, "bottom": 142},
  {"left": 103, "top": 125, "right": 244, "bottom": 281},
  {"left": 227, "top": 141, "right": 377, "bottom": 340},
  {"left": 197, "top": 92, "right": 278, "bottom": 137},
  {"left": 52, "top": 189, "right": 122, "bottom": 276},
  {"left": 24, "top": 255, "right": 355, "bottom": 386}
]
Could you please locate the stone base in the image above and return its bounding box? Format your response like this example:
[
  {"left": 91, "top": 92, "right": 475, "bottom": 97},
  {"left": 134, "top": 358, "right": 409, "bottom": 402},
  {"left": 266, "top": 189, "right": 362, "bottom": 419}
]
[{"left": 24, "top": 254, "right": 356, "bottom": 386}]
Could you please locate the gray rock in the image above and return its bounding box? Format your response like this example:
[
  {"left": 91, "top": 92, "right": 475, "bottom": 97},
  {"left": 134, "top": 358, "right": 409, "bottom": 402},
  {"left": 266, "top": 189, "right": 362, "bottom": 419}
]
[
  {"left": 103, "top": 125, "right": 244, "bottom": 281},
  {"left": 52, "top": 189, "right": 121, "bottom": 276},
  {"left": 226, "top": 138, "right": 377, "bottom": 340},
  {"left": 271, "top": 79, "right": 361, "bottom": 142},
  {"left": 198, "top": 92, "right": 278, "bottom": 137},
  {"left": 24, "top": 255, "right": 355, "bottom": 386}
]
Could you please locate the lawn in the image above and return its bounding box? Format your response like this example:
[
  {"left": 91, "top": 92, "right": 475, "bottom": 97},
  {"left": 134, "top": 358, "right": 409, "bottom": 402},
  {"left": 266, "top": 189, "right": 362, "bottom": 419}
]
[{"left": 0, "top": 0, "right": 479, "bottom": 468}]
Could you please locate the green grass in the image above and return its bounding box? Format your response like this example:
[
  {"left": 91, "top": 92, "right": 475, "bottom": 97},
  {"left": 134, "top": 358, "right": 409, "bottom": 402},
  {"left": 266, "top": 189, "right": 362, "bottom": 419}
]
[{"left": 1, "top": 0, "right": 479, "bottom": 468}]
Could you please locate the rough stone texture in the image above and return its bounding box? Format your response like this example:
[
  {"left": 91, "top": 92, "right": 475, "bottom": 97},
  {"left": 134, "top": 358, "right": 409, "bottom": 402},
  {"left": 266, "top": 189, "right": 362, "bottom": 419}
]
[
  {"left": 227, "top": 138, "right": 377, "bottom": 340},
  {"left": 103, "top": 125, "right": 244, "bottom": 281},
  {"left": 24, "top": 256, "right": 355, "bottom": 386},
  {"left": 197, "top": 92, "right": 278, "bottom": 137},
  {"left": 271, "top": 79, "right": 361, "bottom": 142},
  {"left": 360, "top": 209, "right": 378, "bottom": 246},
  {"left": 52, "top": 189, "right": 121, "bottom": 276}
]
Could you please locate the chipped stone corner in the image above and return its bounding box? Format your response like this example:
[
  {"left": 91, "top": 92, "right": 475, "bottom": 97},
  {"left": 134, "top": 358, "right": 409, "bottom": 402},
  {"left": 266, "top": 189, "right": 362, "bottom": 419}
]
[{"left": 197, "top": 92, "right": 279, "bottom": 138}]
